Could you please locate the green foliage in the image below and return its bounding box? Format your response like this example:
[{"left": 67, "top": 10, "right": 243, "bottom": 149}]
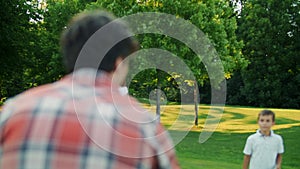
[
  {"left": 232, "top": 0, "right": 300, "bottom": 108},
  {"left": 88, "top": 0, "right": 246, "bottom": 103},
  {"left": 38, "top": 0, "right": 87, "bottom": 83},
  {"left": 129, "top": 69, "right": 183, "bottom": 102},
  {"left": 0, "top": 0, "right": 89, "bottom": 101},
  {"left": 0, "top": 0, "right": 43, "bottom": 99},
  {"left": 11, "top": 0, "right": 300, "bottom": 108}
]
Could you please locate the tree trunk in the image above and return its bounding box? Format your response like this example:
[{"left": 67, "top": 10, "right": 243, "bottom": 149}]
[
  {"left": 156, "top": 69, "right": 161, "bottom": 122},
  {"left": 194, "top": 80, "right": 199, "bottom": 126},
  {"left": 156, "top": 87, "right": 161, "bottom": 122}
]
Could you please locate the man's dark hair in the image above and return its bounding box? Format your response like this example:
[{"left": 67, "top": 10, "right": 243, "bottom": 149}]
[
  {"left": 60, "top": 10, "right": 139, "bottom": 73},
  {"left": 258, "top": 109, "right": 275, "bottom": 122}
]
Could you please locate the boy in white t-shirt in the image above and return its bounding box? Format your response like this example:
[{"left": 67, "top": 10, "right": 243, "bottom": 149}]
[{"left": 243, "top": 110, "right": 284, "bottom": 169}]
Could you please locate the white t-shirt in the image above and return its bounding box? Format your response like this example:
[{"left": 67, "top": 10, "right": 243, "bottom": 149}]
[{"left": 243, "top": 130, "right": 284, "bottom": 169}]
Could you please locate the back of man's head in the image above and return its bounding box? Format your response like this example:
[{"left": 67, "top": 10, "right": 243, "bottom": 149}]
[{"left": 60, "top": 10, "right": 139, "bottom": 73}]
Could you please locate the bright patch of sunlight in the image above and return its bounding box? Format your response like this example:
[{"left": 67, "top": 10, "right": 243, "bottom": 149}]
[{"left": 142, "top": 104, "right": 300, "bottom": 133}]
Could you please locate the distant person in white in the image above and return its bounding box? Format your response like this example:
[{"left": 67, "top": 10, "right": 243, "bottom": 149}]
[{"left": 243, "top": 110, "right": 284, "bottom": 169}]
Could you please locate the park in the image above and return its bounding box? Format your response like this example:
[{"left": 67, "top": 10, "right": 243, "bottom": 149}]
[
  {"left": 141, "top": 103, "right": 300, "bottom": 168},
  {"left": 1, "top": 0, "right": 299, "bottom": 169}
]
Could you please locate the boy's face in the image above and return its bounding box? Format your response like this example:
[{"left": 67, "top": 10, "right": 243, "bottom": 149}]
[{"left": 258, "top": 115, "right": 275, "bottom": 132}]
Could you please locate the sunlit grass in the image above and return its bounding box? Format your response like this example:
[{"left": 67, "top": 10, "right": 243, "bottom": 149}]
[
  {"left": 142, "top": 104, "right": 300, "bottom": 133},
  {"left": 141, "top": 104, "right": 300, "bottom": 169}
]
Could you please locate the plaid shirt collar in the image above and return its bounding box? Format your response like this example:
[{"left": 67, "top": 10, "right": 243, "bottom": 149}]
[{"left": 65, "top": 68, "right": 120, "bottom": 91}]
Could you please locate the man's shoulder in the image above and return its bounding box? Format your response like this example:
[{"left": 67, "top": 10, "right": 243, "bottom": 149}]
[
  {"left": 1, "top": 80, "right": 67, "bottom": 116},
  {"left": 16, "top": 79, "right": 69, "bottom": 101}
]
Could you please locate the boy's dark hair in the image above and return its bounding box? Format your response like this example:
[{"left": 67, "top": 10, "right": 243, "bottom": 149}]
[
  {"left": 258, "top": 110, "right": 275, "bottom": 122},
  {"left": 60, "top": 10, "right": 139, "bottom": 73}
]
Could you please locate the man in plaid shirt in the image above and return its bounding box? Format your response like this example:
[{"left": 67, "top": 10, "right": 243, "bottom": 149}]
[{"left": 0, "top": 10, "right": 180, "bottom": 169}]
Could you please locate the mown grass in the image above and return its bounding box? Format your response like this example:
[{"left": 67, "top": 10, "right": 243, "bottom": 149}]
[
  {"left": 1, "top": 101, "right": 299, "bottom": 168},
  {"left": 175, "top": 127, "right": 300, "bottom": 169},
  {"left": 142, "top": 104, "right": 300, "bottom": 169}
]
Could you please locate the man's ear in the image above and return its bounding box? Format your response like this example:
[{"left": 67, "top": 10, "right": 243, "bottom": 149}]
[{"left": 114, "top": 56, "right": 123, "bottom": 71}]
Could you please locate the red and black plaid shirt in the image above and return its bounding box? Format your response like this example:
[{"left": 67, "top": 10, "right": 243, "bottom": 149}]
[{"left": 0, "top": 68, "right": 180, "bottom": 169}]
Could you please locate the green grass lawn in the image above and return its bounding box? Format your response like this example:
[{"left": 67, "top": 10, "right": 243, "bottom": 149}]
[
  {"left": 175, "top": 127, "right": 300, "bottom": 169},
  {"left": 142, "top": 104, "right": 300, "bottom": 169},
  {"left": 1, "top": 102, "right": 299, "bottom": 168}
]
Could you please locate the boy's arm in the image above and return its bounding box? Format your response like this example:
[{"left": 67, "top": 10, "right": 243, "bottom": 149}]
[
  {"left": 275, "top": 154, "right": 283, "bottom": 169},
  {"left": 243, "top": 155, "right": 250, "bottom": 169}
]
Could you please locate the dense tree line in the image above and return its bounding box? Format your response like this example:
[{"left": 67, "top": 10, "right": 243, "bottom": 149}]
[
  {"left": 227, "top": 0, "right": 300, "bottom": 108},
  {"left": 1, "top": 0, "right": 299, "bottom": 108}
]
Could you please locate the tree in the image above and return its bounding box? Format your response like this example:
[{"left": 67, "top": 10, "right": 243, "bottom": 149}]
[
  {"left": 37, "top": 0, "right": 87, "bottom": 84},
  {"left": 237, "top": 0, "right": 300, "bottom": 108},
  {"left": 0, "top": 0, "right": 44, "bottom": 103},
  {"left": 1, "top": 0, "right": 248, "bottom": 111},
  {"left": 0, "top": 0, "right": 94, "bottom": 105},
  {"left": 85, "top": 0, "right": 247, "bottom": 124},
  {"left": 89, "top": 0, "right": 246, "bottom": 89}
]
